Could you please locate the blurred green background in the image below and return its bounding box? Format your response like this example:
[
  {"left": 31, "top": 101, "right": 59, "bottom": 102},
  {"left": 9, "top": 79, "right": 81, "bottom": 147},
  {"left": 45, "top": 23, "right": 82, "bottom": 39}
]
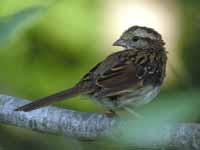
[{"left": 0, "top": 0, "right": 200, "bottom": 149}]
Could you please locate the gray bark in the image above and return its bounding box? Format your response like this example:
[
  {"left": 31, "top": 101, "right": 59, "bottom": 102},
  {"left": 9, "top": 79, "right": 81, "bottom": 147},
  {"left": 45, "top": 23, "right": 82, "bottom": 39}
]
[{"left": 0, "top": 94, "right": 199, "bottom": 149}]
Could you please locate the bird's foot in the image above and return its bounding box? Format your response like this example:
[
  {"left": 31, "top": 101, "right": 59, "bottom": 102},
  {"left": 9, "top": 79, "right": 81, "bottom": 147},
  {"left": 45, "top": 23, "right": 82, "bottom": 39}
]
[
  {"left": 124, "top": 107, "right": 143, "bottom": 119},
  {"left": 105, "top": 110, "right": 117, "bottom": 118}
]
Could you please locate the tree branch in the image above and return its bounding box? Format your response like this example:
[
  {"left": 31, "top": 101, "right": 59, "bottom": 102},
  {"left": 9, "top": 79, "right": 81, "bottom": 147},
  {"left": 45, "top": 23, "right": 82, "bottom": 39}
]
[
  {"left": 0, "top": 94, "right": 199, "bottom": 149},
  {"left": 0, "top": 95, "right": 115, "bottom": 139}
]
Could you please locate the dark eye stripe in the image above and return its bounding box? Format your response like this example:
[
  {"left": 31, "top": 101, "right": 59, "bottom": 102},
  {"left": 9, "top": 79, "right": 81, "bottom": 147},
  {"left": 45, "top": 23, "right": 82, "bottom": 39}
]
[
  {"left": 132, "top": 36, "right": 139, "bottom": 42},
  {"left": 139, "top": 37, "right": 156, "bottom": 42}
]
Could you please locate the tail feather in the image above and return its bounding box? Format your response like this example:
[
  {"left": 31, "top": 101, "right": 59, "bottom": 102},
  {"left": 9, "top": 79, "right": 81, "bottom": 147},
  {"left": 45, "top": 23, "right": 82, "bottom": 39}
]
[{"left": 15, "top": 86, "right": 86, "bottom": 112}]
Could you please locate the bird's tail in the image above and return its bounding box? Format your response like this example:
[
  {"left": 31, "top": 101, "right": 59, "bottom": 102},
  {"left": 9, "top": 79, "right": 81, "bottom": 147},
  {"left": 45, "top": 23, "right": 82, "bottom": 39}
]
[{"left": 15, "top": 85, "right": 87, "bottom": 112}]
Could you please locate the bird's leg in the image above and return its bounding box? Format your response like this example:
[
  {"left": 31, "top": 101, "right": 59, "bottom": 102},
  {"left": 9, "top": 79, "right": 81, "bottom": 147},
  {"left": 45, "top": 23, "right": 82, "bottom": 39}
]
[
  {"left": 105, "top": 109, "right": 117, "bottom": 118},
  {"left": 124, "top": 107, "right": 143, "bottom": 119}
]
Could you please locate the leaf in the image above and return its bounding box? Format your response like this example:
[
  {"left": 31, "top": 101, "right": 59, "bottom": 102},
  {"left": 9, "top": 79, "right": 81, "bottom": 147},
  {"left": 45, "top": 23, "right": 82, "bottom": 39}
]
[{"left": 0, "top": 6, "right": 47, "bottom": 47}]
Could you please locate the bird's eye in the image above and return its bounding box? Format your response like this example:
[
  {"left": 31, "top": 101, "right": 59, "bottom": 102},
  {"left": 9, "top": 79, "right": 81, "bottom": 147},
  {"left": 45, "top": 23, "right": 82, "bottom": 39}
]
[{"left": 132, "top": 36, "right": 139, "bottom": 42}]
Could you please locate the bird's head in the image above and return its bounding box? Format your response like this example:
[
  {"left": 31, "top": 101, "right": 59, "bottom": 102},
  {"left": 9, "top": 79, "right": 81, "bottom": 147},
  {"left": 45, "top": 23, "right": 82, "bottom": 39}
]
[{"left": 113, "top": 26, "right": 165, "bottom": 50}]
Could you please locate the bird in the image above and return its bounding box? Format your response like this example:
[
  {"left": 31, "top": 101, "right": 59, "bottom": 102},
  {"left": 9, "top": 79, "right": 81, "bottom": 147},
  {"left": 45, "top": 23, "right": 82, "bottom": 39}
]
[{"left": 15, "top": 26, "right": 167, "bottom": 115}]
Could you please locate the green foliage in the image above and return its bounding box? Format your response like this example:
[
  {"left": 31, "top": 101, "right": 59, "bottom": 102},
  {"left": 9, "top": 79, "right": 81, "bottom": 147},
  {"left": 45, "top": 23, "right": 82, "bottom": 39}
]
[
  {"left": 0, "top": 6, "right": 46, "bottom": 46},
  {"left": 0, "top": 2, "right": 102, "bottom": 112},
  {"left": 179, "top": 2, "right": 200, "bottom": 86}
]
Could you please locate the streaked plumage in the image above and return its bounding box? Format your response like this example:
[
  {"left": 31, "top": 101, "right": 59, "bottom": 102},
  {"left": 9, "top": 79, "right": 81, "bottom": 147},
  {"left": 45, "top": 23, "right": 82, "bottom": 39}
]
[{"left": 15, "top": 26, "right": 167, "bottom": 113}]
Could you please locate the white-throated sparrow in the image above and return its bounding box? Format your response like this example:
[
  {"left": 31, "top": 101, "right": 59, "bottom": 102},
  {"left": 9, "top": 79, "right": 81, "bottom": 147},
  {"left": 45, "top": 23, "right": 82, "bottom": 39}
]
[{"left": 15, "top": 26, "right": 167, "bottom": 114}]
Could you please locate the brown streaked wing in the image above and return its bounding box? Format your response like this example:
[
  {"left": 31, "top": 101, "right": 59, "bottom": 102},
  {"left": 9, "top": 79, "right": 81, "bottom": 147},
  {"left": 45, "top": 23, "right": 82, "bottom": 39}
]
[
  {"left": 80, "top": 61, "right": 102, "bottom": 81},
  {"left": 96, "top": 63, "right": 141, "bottom": 91}
]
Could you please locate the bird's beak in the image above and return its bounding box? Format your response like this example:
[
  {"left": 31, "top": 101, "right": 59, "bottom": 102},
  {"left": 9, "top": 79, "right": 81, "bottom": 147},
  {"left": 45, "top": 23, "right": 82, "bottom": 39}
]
[{"left": 113, "top": 39, "right": 126, "bottom": 47}]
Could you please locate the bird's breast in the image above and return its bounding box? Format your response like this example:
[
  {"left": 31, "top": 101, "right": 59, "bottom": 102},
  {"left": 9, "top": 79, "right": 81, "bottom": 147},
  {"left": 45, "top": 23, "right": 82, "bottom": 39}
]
[
  {"left": 116, "top": 85, "right": 161, "bottom": 108},
  {"left": 89, "top": 85, "right": 160, "bottom": 110}
]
